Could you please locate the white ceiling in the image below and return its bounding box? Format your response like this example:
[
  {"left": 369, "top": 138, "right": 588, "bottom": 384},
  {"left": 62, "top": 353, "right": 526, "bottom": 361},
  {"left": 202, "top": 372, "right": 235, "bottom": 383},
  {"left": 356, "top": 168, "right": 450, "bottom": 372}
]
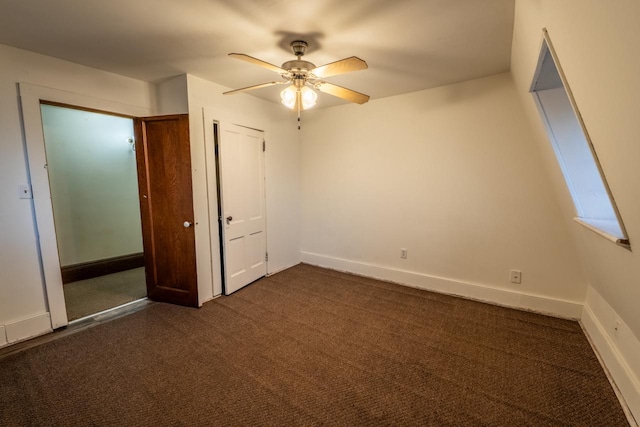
[{"left": 0, "top": 0, "right": 515, "bottom": 108}]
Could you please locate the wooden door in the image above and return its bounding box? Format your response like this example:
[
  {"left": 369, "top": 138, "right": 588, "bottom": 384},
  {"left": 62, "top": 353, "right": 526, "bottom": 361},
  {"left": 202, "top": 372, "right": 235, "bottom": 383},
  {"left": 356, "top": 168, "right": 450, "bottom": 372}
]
[
  {"left": 218, "top": 123, "right": 267, "bottom": 295},
  {"left": 134, "top": 114, "right": 198, "bottom": 307}
]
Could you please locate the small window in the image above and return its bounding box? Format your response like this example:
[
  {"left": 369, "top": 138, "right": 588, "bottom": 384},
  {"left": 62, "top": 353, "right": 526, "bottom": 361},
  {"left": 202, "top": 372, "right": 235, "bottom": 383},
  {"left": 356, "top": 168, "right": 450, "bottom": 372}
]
[{"left": 530, "top": 30, "right": 630, "bottom": 249}]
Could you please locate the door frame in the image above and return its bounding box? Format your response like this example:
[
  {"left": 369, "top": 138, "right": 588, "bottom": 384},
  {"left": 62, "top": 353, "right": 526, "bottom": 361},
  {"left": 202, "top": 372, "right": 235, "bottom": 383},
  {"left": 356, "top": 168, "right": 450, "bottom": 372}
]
[
  {"left": 19, "top": 83, "right": 150, "bottom": 329},
  {"left": 201, "top": 108, "right": 269, "bottom": 297}
]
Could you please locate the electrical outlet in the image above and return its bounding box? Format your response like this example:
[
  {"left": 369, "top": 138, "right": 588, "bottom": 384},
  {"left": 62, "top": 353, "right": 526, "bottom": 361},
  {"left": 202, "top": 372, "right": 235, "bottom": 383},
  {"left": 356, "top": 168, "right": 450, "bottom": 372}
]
[
  {"left": 18, "top": 184, "right": 32, "bottom": 199},
  {"left": 400, "top": 248, "right": 408, "bottom": 259},
  {"left": 510, "top": 269, "right": 522, "bottom": 284}
]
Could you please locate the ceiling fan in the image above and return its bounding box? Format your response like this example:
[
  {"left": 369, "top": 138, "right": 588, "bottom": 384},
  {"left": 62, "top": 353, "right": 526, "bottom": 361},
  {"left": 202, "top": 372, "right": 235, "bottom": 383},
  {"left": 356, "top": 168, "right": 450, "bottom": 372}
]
[{"left": 224, "top": 40, "right": 370, "bottom": 128}]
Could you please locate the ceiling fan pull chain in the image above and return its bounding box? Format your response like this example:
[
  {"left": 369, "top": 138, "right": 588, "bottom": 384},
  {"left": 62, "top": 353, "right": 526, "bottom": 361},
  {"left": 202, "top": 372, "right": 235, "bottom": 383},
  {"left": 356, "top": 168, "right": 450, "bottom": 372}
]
[{"left": 297, "top": 90, "right": 302, "bottom": 130}]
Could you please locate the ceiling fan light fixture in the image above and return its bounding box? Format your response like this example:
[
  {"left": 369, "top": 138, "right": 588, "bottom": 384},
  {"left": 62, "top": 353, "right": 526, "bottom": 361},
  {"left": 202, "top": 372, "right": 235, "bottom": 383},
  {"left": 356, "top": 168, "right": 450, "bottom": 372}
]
[
  {"left": 280, "top": 85, "right": 317, "bottom": 110},
  {"left": 301, "top": 86, "right": 317, "bottom": 110},
  {"left": 280, "top": 85, "right": 297, "bottom": 109}
]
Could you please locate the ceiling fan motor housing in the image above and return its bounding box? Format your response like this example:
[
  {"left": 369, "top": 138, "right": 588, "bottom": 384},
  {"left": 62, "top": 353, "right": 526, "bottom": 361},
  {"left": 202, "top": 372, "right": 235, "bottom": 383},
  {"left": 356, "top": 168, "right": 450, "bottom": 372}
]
[
  {"left": 282, "top": 41, "right": 315, "bottom": 77},
  {"left": 281, "top": 59, "right": 316, "bottom": 74}
]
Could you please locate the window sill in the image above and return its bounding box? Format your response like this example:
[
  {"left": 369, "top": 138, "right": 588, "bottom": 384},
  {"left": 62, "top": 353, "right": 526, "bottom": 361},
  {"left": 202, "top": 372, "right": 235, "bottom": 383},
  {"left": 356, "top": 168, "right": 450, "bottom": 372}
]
[{"left": 573, "top": 217, "right": 631, "bottom": 250}]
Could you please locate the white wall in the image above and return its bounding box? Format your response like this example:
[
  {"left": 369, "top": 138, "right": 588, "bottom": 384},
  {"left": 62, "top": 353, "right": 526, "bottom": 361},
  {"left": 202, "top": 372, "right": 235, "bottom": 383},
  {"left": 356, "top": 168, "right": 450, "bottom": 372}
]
[
  {"left": 41, "top": 105, "right": 142, "bottom": 266},
  {"left": 185, "top": 74, "right": 301, "bottom": 302},
  {"left": 0, "top": 43, "right": 154, "bottom": 344},
  {"left": 511, "top": 0, "right": 640, "bottom": 418},
  {"left": 301, "top": 72, "right": 586, "bottom": 316},
  {"left": 156, "top": 75, "right": 189, "bottom": 115}
]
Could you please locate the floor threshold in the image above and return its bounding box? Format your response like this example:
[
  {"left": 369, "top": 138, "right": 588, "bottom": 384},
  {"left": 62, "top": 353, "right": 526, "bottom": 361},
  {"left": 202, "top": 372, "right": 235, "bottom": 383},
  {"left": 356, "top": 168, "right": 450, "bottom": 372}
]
[{"left": 0, "top": 298, "right": 154, "bottom": 360}]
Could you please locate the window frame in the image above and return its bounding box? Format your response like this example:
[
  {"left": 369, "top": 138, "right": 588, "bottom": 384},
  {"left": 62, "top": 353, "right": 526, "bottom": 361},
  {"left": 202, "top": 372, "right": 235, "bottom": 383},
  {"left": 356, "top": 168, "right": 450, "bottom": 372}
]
[{"left": 530, "top": 29, "right": 630, "bottom": 249}]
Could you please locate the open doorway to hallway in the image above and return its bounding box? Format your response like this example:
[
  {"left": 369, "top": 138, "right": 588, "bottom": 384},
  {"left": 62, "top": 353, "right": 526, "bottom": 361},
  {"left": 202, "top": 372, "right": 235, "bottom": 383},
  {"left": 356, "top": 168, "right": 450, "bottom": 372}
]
[{"left": 40, "top": 103, "right": 146, "bottom": 321}]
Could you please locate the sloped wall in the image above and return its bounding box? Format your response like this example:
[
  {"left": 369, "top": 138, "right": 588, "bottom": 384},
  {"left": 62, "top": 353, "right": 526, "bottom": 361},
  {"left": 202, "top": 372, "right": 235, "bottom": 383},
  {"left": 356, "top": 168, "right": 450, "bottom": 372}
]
[{"left": 511, "top": 0, "right": 640, "bottom": 418}]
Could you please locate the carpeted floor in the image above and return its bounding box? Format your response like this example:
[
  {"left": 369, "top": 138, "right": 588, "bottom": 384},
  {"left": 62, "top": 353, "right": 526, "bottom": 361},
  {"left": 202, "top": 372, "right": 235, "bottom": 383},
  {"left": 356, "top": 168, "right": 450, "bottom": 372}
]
[
  {"left": 0, "top": 264, "right": 629, "bottom": 426},
  {"left": 63, "top": 267, "right": 147, "bottom": 321}
]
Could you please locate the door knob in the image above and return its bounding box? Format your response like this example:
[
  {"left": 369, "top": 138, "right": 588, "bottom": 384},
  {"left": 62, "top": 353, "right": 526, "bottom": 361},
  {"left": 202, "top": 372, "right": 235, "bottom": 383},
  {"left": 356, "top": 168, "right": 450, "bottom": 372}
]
[
  {"left": 183, "top": 221, "right": 192, "bottom": 228},
  {"left": 226, "top": 216, "right": 233, "bottom": 224}
]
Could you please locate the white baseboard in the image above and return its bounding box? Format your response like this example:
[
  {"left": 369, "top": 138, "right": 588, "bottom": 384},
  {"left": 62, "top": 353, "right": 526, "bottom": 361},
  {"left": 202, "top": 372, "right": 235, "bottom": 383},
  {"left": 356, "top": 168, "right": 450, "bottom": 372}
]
[
  {"left": 1, "top": 312, "right": 52, "bottom": 348},
  {"left": 300, "top": 251, "right": 583, "bottom": 319},
  {"left": 582, "top": 287, "right": 640, "bottom": 424},
  {"left": 267, "top": 263, "right": 299, "bottom": 277},
  {"left": 0, "top": 325, "right": 6, "bottom": 347}
]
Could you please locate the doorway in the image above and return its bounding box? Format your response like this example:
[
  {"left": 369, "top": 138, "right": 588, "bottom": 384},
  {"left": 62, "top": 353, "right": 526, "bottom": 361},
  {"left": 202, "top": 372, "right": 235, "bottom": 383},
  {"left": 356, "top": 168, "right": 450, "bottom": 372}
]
[{"left": 39, "top": 103, "right": 147, "bottom": 321}]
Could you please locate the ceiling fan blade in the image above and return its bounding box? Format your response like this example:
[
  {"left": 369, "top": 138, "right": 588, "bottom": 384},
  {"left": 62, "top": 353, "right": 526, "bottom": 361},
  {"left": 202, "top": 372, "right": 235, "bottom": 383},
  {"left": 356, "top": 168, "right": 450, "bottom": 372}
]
[
  {"left": 316, "top": 82, "right": 370, "bottom": 104},
  {"left": 223, "top": 81, "right": 284, "bottom": 95},
  {"left": 311, "top": 57, "right": 368, "bottom": 78},
  {"left": 229, "top": 53, "right": 285, "bottom": 73}
]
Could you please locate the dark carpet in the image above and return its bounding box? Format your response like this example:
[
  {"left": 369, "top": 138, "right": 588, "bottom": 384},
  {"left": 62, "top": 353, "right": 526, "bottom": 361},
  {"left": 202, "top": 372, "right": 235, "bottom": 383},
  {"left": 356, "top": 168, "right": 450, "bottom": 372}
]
[{"left": 0, "top": 264, "right": 629, "bottom": 426}]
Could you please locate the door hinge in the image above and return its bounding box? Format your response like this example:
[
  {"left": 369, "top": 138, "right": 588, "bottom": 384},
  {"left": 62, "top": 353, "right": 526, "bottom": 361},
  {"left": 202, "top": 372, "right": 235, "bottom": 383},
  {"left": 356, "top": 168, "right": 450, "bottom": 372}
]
[
  {"left": 265, "top": 252, "right": 269, "bottom": 262},
  {"left": 262, "top": 139, "right": 266, "bottom": 152}
]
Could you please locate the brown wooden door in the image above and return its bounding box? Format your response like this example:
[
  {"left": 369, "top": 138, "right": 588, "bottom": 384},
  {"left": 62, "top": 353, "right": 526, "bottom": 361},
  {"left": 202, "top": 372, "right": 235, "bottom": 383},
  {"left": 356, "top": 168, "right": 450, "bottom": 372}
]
[{"left": 134, "top": 114, "right": 198, "bottom": 307}]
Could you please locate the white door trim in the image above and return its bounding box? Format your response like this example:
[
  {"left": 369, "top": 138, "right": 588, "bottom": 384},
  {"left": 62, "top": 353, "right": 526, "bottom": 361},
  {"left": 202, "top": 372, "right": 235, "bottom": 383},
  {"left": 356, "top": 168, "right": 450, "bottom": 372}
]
[{"left": 19, "top": 83, "right": 150, "bottom": 329}]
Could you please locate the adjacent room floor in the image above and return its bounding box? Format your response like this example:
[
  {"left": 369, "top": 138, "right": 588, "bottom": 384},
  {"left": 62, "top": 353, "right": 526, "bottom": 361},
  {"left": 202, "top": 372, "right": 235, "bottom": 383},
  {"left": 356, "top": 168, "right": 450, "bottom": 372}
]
[
  {"left": 0, "top": 264, "right": 630, "bottom": 426},
  {"left": 63, "top": 267, "right": 147, "bottom": 321}
]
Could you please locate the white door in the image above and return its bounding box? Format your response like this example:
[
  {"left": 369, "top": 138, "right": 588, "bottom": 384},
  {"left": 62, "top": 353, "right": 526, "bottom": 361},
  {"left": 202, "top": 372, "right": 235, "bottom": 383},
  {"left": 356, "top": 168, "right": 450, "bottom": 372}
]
[{"left": 218, "top": 123, "right": 267, "bottom": 295}]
